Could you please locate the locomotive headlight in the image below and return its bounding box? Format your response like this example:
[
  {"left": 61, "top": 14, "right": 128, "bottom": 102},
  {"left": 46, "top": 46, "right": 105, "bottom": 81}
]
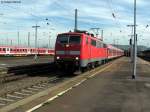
[
  {"left": 75, "top": 57, "right": 79, "bottom": 60},
  {"left": 56, "top": 56, "right": 60, "bottom": 60}
]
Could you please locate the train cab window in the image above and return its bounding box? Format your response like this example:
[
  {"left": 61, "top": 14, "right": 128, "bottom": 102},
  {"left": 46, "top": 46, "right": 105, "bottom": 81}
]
[
  {"left": 3, "top": 48, "right": 6, "bottom": 51},
  {"left": 58, "top": 35, "right": 81, "bottom": 44},
  {"left": 69, "top": 36, "right": 81, "bottom": 44},
  {"left": 57, "top": 36, "right": 68, "bottom": 44},
  {"left": 91, "top": 39, "right": 96, "bottom": 46}
]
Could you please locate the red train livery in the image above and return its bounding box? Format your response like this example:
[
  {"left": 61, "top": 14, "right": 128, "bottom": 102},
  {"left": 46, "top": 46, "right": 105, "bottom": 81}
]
[
  {"left": 0, "top": 46, "right": 54, "bottom": 56},
  {"left": 54, "top": 31, "right": 124, "bottom": 72}
]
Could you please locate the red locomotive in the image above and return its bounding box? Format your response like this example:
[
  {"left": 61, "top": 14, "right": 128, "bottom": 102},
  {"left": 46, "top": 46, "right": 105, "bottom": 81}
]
[{"left": 55, "top": 30, "right": 124, "bottom": 72}]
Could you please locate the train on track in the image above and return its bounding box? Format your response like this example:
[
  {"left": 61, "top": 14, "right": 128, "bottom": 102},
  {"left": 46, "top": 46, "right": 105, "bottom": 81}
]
[
  {"left": 138, "top": 49, "right": 150, "bottom": 61},
  {"left": 0, "top": 46, "right": 54, "bottom": 56},
  {"left": 54, "top": 30, "right": 124, "bottom": 72}
]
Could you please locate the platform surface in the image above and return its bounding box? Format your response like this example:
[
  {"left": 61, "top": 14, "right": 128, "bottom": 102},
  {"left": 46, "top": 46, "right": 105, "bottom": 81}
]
[{"left": 35, "top": 57, "right": 150, "bottom": 112}]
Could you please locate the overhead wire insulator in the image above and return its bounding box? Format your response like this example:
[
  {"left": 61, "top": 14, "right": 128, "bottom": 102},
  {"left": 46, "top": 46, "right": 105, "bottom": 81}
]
[
  {"left": 112, "top": 13, "right": 116, "bottom": 18},
  {"left": 146, "top": 25, "right": 149, "bottom": 28}
]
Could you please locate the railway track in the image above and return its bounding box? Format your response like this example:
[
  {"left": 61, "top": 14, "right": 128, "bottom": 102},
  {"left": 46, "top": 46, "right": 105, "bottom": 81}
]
[
  {"left": 0, "top": 62, "right": 56, "bottom": 84},
  {"left": 139, "top": 56, "right": 150, "bottom": 62},
  {"left": 0, "top": 62, "right": 70, "bottom": 109},
  {"left": 0, "top": 76, "right": 67, "bottom": 108},
  {"left": 0, "top": 58, "right": 120, "bottom": 111}
]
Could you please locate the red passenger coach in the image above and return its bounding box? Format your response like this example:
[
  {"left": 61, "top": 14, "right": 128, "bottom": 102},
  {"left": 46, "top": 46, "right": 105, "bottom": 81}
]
[
  {"left": 0, "top": 46, "right": 54, "bottom": 56},
  {"left": 107, "top": 45, "right": 124, "bottom": 59},
  {"left": 55, "top": 31, "right": 124, "bottom": 72}
]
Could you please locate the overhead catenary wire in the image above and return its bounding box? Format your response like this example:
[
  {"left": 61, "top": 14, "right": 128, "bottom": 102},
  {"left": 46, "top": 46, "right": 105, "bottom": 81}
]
[
  {"left": 105, "top": 0, "right": 131, "bottom": 45},
  {"left": 106, "top": 0, "right": 124, "bottom": 32},
  {"left": 1, "top": 4, "right": 44, "bottom": 21}
]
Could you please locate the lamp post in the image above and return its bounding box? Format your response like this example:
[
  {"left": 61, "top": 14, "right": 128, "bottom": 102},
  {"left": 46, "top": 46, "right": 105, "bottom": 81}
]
[{"left": 132, "top": 0, "right": 137, "bottom": 79}]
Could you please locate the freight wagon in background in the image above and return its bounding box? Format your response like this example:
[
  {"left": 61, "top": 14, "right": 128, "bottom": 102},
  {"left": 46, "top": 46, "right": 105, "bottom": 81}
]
[
  {"left": 0, "top": 46, "right": 54, "bottom": 56},
  {"left": 54, "top": 30, "right": 124, "bottom": 73}
]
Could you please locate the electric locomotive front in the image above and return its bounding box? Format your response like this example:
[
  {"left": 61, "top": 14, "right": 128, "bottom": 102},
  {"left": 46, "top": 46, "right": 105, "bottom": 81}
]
[{"left": 55, "top": 32, "right": 82, "bottom": 72}]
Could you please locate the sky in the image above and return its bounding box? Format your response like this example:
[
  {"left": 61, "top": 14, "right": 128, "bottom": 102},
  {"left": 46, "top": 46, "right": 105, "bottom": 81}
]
[{"left": 0, "top": 0, "right": 149, "bottom": 48}]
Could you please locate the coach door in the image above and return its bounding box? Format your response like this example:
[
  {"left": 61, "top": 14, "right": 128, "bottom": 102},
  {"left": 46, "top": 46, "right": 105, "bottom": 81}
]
[{"left": 6, "top": 48, "right": 10, "bottom": 55}]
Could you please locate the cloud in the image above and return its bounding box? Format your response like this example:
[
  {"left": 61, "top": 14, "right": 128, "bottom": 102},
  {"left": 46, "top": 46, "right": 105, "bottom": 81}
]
[{"left": 0, "top": 0, "right": 149, "bottom": 47}]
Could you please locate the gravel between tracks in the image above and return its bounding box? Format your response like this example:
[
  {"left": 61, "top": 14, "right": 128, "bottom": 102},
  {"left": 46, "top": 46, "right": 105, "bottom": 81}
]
[{"left": 0, "top": 75, "right": 54, "bottom": 96}]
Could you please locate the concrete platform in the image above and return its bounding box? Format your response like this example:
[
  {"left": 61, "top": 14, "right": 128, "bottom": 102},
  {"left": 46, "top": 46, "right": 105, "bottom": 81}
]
[
  {"left": 0, "top": 56, "right": 53, "bottom": 68},
  {"left": 34, "top": 57, "right": 150, "bottom": 112}
]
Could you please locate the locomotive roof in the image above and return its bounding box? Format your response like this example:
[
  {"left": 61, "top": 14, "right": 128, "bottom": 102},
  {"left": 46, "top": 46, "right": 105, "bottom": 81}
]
[
  {"left": 58, "top": 32, "right": 103, "bottom": 41},
  {"left": 58, "top": 31, "right": 123, "bottom": 52}
]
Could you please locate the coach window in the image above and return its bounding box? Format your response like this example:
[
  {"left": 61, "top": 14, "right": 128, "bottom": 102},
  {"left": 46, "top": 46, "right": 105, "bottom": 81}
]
[
  {"left": 91, "top": 39, "right": 96, "bottom": 46},
  {"left": 3, "top": 48, "right": 6, "bottom": 51}
]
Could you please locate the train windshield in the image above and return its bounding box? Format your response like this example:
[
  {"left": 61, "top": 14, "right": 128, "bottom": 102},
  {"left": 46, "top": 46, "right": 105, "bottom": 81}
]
[
  {"left": 69, "top": 36, "right": 80, "bottom": 44},
  {"left": 57, "top": 36, "right": 68, "bottom": 44},
  {"left": 57, "top": 35, "right": 81, "bottom": 44}
]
